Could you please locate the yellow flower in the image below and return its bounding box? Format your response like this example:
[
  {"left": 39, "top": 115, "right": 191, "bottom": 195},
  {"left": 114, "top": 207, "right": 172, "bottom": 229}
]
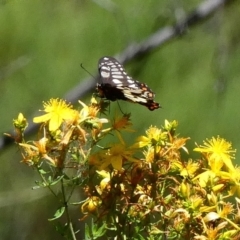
[
  {"left": 218, "top": 203, "right": 233, "bottom": 218},
  {"left": 33, "top": 98, "right": 76, "bottom": 132},
  {"left": 172, "top": 159, "right": 199, "bottom": 178},
  {"left": 19, "top": 137, "right": 55, "bottom": 165},
  {"left": 222, "top": 167, "right": 240, "bottom": 197},
  {"left": 19, "top": 142, "right": 40, "bottom": 165},
  {"left": 163, "top": 119, "right": 178, "bottom": 132},
  {"left": 13, "top": 113, "right": 28, "bottom": 131},
  {"left": 103, "top": 143, "right": 138, "bottom": 170},
  {"left": 171, "top": 137, "right": 190, "bottom": 154},
  {"left": 81, "top": 196, "right": 102, "bottom": 214},
  {"left": 143, "top": 147, "right": 155, "bottom": 163},
  {"left": 90, "top": 140, "right": 139, "bottom": 171},
  {"left": 194, "top": 136, "right": 236, "bottom": 172},
  {"left": 79, "top": 98, "right": 97, "bottom": 119},
  {"left": 78, "top": 98, "right": 108, "bottom": 132},
  {"left": 7, "top": 113, "right": 28, "bottom": 143},
  {"left": 95, "top": 170, "right": 111, "bottom": 195},
  {"left": 133, "top": 126, "right": 167, "bottom": 148},
  {"left": 193, "top": 170, "right": 216, "bottom": 188}
]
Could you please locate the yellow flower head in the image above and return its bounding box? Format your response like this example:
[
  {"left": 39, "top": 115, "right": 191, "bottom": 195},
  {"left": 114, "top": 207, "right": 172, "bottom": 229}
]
[
  {"left": 33, "top": 98, "right": 76, "bottom": 132},
  {"left": 104, "top": 143, "right": 138, "bottom": 170},
  {"left": 163, "top": 119, "right": 178, "bottom": 132},
  {"left": 218, "top": 203, "right": 233, "bottom": 218},
  {"left": 172, "top": 159, "right": 199, "bottom": 178},
  {"left": 19, "top": 142, "right": 40, "bottom": 165},
  {"left": 8, "top": 113, "right": 28, "bottom": 143},
  {"left": 81, "top": 196, "right": 102, "bottom": 214},
  {"left": 88, "top": 97, "right": 101, "bottom": 117},
  {"left": 106, "top": 144, "right": 128, "bottom": 170},
  {"left": 143, "top": 147, "right": 155, "bottom": 163},
  {"left": 133, "top": 126, "right": 167, "bottom": 148},
  {"left": 90, "top": 141, "right": 138, "bottom": 171},
  {"left": 13, "top": 113, "right": 28, "bottom": 131},
  {"left": 19, "top": 137, "right": 55, "bottom": 165},
  {"left": 79, "top": 98, "right": 108, "bottom": 131},
  {"left": 194, "top": 136, "right": 236, "bottom": 172},
  {"left": 95, "top": 170, "right": 111, "bottom": 194},
  {"left": 79, "top": 98, "right": 100, "bottom": 119}
]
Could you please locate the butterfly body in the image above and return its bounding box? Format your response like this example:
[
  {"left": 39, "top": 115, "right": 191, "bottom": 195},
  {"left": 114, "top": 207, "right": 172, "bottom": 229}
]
[{"left": 97, "top": 56, "right": 160, "bottom": 111}]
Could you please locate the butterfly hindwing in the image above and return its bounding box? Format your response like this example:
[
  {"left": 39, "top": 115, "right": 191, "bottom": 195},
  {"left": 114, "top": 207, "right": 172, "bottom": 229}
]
[{"left": 97, "top": 56, "right": 160, "bottom": 111}]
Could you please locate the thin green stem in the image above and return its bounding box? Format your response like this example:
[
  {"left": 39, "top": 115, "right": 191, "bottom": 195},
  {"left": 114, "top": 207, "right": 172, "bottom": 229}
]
[
  {"left": 38, "top": 168, "right": 58, "bottom": 199},
  {"left": 60, "top": 178, "right": 77, "bottom": 240}
]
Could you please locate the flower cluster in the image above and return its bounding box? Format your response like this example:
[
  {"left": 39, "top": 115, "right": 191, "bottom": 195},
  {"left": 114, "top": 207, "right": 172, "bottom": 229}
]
[
  {"left": 83, "top": 121, "right": 240, "bottom": 239},
  {"left": 9, "top": 98, "right": 240, "bottom": 239},
  {"left": 16, "top": 98, "right": 109, "bottom": 167}
]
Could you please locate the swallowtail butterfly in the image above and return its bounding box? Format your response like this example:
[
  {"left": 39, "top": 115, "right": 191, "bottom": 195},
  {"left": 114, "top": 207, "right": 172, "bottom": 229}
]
[{"left": 97, "top": 56, "right": 160, "bottom": 111}]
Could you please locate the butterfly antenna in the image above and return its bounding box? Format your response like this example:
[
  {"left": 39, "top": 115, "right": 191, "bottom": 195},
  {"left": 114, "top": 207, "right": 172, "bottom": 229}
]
[{"left": 80, "top": 63, "right": 96, "bottom": 79}]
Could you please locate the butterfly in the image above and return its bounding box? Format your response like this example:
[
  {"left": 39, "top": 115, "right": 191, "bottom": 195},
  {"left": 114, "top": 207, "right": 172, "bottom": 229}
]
[{"left": 96, "top": 56, "right": 160, "bottom": 111}]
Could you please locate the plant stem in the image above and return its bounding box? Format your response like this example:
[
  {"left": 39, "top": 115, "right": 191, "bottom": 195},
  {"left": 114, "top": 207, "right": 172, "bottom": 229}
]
[{"left": 61, "top": 178, "right": 77, "bottom": 240}]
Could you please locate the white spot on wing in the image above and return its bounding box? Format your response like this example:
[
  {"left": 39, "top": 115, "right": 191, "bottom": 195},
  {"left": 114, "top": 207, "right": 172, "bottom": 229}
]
[
  {"left": 101, "top": 66, "right": 109, "bottom": 70},
  {"left": 123, "top": 94, "right": 147, "bottom": 103},
  {"left": 113, "top": 79, "right": 122, "bottom": 84},
  {"left": 112, "top": 75, "right": 124, "bottom": 79},
  {"left": 129, "top": 89, "right": 142, "bottom": 94},
  {"left": 127, "top": 79, "right": 135, "bottom": 84},
  {"left": 123, "top": 94, "right": 136, "bottom": 101},
  {"left": 128, "top": 84, "right": 138, "bottom": 88},
  {"left": 135, "top": 97, "right": 147, "bottom": 103},
  {"left": 101, "top": 70, "right": 110, "bottom": 78},
  {"left": 111, "top": 71, "right": 122, "bottom": 75}
]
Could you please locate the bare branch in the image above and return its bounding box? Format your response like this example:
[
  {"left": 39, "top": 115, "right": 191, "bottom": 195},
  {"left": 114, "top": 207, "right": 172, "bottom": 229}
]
[{"left": 117, "top": 0, "right": 231, "bottom": 63}]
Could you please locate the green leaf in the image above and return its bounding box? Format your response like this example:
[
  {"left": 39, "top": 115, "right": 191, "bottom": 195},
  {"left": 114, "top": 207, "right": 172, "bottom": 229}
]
[
  {"left": 48, "top": 206, "right": 65, "bottom": 221},
  {"left": 49, "top": 175, "right": 64, "bottom": 186},
  {"left": 38, "top": 168, "right": 47, "bottom": 174},
  {"left": 85, "top": 219, "right": 107, "bottom": 239}
]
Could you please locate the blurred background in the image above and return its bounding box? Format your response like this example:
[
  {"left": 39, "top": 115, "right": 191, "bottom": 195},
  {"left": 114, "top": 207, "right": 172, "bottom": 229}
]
[{"left": 1, "top": 0, "right": 240, "bottom": 239}]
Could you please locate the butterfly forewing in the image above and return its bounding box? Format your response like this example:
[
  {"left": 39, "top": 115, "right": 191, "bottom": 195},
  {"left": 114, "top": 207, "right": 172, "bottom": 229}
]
[{"left": 97, "top": 56, "right": 160, "bottom": 111}]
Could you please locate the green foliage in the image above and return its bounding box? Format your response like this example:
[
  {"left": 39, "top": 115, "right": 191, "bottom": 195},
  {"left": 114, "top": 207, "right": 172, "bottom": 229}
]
[
  {"left": 49, "top": 207, "right": 66, "bottom": 221},
  {"left": 85, "top": 220, "right": 106, "bottom": 240}
]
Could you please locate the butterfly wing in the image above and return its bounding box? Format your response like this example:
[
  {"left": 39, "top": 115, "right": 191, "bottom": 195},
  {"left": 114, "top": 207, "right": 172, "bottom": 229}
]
[{"left": 97, "top": 56, "right": 160, "bottom": 111}]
